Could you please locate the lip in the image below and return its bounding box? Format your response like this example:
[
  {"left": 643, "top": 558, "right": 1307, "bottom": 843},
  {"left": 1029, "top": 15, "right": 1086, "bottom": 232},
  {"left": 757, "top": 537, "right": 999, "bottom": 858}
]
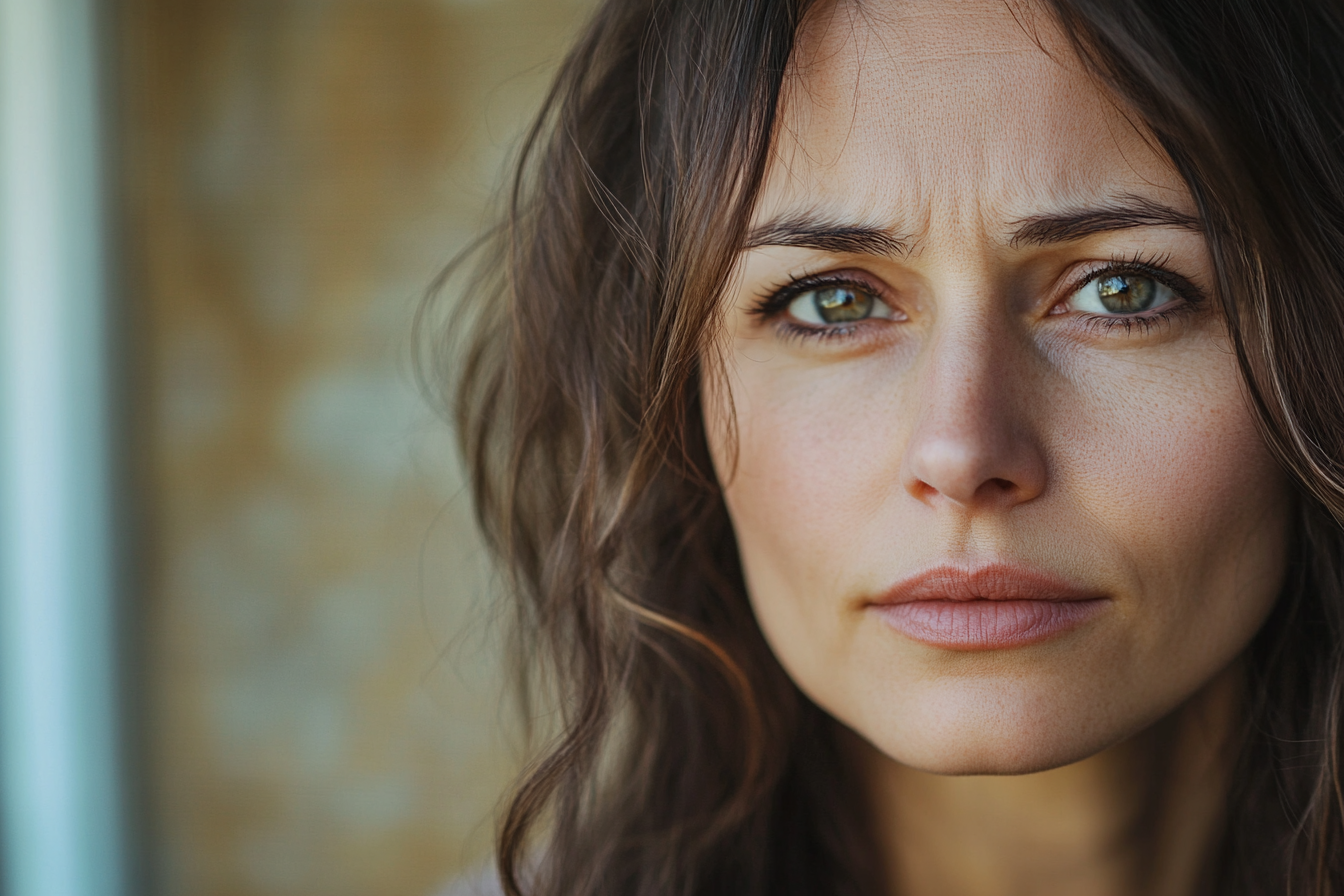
[{"left": 867, "top": 563, "right": 1107, "bottom": 651}]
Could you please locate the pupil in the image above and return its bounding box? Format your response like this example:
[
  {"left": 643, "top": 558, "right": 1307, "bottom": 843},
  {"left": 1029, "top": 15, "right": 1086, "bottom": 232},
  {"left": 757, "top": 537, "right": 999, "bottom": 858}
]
[
  {"left": 814, "top": 286, "right": 872, "bottom": 323},
  {"left": 1097, "top": 275, "right": 1156, "bottom": 313}
]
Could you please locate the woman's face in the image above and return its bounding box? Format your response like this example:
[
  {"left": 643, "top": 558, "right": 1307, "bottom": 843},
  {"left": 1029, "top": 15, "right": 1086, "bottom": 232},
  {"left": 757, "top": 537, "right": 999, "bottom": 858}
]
[{"left": 704, "top": 0, "right": 1293, "bottom": 774}]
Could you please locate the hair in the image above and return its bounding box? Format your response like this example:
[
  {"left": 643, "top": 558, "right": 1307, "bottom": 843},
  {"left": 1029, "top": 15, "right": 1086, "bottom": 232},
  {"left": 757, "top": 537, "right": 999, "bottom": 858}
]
[{"left": 431, "top": 0, "right": 1344, "bottom": 893}]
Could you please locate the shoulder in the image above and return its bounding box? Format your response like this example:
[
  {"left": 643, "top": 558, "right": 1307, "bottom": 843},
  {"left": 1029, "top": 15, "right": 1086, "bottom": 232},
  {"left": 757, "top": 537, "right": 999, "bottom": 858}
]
[{"left": 440, "top": 866, "right": 503, "bottom": 896}]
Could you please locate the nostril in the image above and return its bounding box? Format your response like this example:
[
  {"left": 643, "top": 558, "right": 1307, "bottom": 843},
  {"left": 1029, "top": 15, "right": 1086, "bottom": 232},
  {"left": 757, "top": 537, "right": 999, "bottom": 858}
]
[
  {"left": 910, "top": 480, "right": 938, "bottom": 503},
  {"left": 903, "top": 433, "right": 1047, "bottom": 508}
]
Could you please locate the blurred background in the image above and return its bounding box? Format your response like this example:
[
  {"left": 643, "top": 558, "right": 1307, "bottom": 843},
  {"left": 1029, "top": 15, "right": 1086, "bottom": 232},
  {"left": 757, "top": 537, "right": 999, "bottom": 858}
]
[{"left": 0, "top": 0, "right": 596, "bottom": 894}]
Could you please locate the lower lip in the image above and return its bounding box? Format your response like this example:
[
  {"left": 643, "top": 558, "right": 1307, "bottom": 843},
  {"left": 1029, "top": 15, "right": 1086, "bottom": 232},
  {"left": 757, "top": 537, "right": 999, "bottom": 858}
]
[{"left": 872, "top": 599, "right": 1107, "bottom": 650}]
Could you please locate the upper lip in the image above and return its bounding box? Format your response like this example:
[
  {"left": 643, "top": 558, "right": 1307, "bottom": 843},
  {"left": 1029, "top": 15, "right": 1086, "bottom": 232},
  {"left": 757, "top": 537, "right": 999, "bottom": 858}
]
[{"left": 868, "top": 562, "right": 1102, "bottom": 605}]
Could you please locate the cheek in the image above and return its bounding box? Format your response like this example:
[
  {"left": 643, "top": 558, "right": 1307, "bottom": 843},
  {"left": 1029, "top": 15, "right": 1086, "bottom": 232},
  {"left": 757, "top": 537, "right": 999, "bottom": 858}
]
[
  {"left": 1053, "top": 346, "right": 1291, "bottom": 657},
  {"left": 706, "top": 353, "right": 933, "bottom": 720},
  {"left": 706, "top": 358, "right": 912, "bottom": 600}
]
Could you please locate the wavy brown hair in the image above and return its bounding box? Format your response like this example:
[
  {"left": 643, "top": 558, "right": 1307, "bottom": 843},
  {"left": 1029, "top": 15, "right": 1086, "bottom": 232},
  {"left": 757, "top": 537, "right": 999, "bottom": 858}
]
[{"left": 431, "top": 0, "right": 1344, "bottom": 892}]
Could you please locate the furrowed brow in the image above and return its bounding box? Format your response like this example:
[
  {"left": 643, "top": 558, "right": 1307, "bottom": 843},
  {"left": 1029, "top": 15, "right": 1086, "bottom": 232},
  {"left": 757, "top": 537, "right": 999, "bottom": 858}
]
[
  {"left": 1009, "top": 196, "right": 1201, "bottom": 248},
  {"left": 744, "top": 216, "right": 910, "bottom": 258}
]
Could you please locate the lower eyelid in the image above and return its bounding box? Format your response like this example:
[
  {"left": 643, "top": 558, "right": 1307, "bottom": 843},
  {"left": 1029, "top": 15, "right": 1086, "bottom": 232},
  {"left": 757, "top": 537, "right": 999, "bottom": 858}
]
[
  {"left": 1075, "top": 306, "right": 1190, "bottom": 337},
  {"left": 779, "top": 321, "right": 859, "bottom": 340},
  {"left": 772, "top": 317, "right": 902, "bottom": 347}
]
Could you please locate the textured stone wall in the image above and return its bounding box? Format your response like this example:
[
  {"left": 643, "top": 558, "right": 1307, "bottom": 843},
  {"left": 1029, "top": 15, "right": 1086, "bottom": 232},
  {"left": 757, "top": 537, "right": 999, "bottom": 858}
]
[{"left": 118, "top": 2, "right": 594, "bottom": 893}]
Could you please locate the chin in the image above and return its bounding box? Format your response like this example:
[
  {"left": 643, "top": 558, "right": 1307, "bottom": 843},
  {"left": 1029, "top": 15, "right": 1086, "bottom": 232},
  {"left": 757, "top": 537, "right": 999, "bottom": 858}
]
[
  {"left": 885, "top": 737, "right": 1112, "bottom": 777},
  {"left": 846, "top": 680, "right": 1154, "bottom": 776}
]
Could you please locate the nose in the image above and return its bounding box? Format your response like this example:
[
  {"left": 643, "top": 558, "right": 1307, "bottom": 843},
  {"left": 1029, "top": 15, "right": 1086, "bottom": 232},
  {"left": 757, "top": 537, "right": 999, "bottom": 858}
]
[{"left": 901, "top": 321, "right": 1047, "bottom": 511}]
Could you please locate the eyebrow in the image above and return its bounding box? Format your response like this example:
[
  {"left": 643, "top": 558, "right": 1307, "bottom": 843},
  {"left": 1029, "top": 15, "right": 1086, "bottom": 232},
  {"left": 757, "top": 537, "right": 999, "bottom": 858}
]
[
  {"left": 1008, "top": 196, "right": 1202, "bottom": 247},
  {"left": 743, "top": 197, "right": 1202, "bottom": 258},
  {"left": 744, "top": 217, "right": 911, "bottom": 258}
]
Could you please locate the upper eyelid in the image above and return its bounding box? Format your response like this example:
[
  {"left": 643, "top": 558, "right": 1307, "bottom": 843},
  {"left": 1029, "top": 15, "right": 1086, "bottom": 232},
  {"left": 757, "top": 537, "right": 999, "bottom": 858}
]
[
  {"left": 751, "top": 269, "right": 893, "bottom": 315},
  {"left": 1066, "top": 255, "right": 1184, "bottom": 286},
  {"left": 775, "top": 270, "right": 888, "bottom": 295},
  {"left": 1061, "top": 259, "right": 1204, "bottom": 307}
]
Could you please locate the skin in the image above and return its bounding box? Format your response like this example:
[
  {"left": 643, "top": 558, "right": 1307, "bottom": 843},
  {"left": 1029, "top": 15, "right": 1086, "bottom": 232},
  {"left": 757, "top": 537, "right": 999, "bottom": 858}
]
[{"left": 701, "top": 1, "right": 1294, "bottom": 893}]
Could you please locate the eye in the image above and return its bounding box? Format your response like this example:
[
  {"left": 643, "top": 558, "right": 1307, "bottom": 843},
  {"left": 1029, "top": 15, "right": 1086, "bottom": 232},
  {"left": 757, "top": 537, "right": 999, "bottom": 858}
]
[
  {"left": 1067, "top": 273, "right": 1177, "bottom": 315},
  {"left": 786, "top": 284, "right": 897, "bottom": 325}
]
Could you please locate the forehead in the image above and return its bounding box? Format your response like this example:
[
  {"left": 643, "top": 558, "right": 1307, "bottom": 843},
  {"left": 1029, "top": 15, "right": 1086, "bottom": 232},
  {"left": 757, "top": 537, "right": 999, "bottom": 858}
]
[{"left": 761, "top": 0, "right": 1189, "bottom": 233}]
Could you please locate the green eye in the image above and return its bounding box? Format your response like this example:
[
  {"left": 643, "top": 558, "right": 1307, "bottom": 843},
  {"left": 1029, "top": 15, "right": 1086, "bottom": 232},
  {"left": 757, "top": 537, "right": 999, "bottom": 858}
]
[
  {"left": 1070, "top": 273, "right": 1175, "bottom": 316},
  {"left": 787, "top": 284, "right": 895, "bottom": 325},
  {"left": 1097, "top": 275, "right": 1157, "bottom": 313},
  {"left": 814, "top": 286, "right": 872, "bottom": 322}
]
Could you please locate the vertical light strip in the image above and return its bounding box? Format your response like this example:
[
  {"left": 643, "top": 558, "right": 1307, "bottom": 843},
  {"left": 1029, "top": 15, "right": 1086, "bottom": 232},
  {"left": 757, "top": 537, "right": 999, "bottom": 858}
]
[{"left": 0, "top": 0, "right": 126, "bottom": 893}]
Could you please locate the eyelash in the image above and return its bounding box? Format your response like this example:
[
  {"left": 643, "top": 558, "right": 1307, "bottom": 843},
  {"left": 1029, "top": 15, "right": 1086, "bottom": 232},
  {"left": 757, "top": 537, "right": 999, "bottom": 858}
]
[
  {"left": 1068, "top": 255, "right": 1205, "bottom": 337},
  {"left": 750, "top": 255, "right": 1206, "bottom": 343},
  {"left": 748, "top": 271, "right": 889, "bottom": 344}
]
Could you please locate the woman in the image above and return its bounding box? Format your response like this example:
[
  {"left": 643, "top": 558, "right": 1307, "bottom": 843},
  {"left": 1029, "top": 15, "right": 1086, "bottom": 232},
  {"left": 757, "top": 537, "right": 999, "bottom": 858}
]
[{"left": 439, "top": 0, "right": 1344, "bottom": 892}]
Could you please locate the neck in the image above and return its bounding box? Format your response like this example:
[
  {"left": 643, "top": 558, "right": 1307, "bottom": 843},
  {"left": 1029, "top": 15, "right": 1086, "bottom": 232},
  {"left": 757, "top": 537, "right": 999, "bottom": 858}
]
[{"left": 852, "top": 667, "right": 1240, "bottom": 896}]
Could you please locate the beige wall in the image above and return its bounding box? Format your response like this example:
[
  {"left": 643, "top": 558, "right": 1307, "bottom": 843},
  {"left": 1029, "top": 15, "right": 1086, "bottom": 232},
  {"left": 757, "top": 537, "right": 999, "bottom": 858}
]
[{"left": 119, "top": 2, "right": 594, "bottom": 893}]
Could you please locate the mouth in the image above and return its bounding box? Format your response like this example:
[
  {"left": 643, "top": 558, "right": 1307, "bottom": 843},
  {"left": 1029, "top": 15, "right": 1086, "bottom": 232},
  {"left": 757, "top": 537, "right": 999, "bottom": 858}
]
[{"left": 866, "top": 562, "right": 1108, "bottom": 651}]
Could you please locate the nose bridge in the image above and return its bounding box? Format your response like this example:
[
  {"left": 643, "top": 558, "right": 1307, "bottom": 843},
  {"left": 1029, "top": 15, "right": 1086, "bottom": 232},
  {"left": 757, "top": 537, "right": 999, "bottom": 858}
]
[
  {"left": 923, "top": 310, "right": 1003, "bottom": 424},
  {"left": 903, "top": 302, "right": 1046, "bottom": 509}
]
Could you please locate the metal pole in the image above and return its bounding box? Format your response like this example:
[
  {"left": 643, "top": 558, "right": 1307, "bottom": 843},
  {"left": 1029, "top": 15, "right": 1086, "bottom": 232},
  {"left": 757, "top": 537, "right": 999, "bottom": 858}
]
[{"left": 0, "top": 0, "right": 127, "bottom": 892}]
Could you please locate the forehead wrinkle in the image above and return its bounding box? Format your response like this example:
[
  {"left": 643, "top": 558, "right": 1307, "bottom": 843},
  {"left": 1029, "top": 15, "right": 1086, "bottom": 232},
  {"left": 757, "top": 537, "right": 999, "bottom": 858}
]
[
  {"left": 842, "top": 0, "right": 1064, "bottom": 64},
  {"left": 761, "top": 0, "right": 1190, "bottom": 252}
]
